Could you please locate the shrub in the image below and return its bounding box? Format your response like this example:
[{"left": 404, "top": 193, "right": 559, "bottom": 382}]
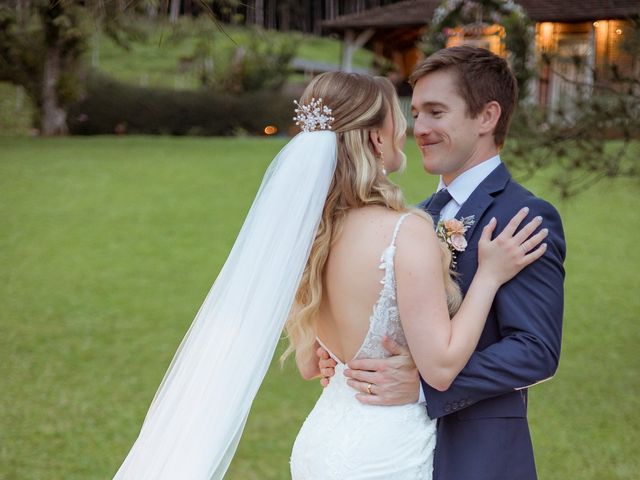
[
  {"left": 185, "top": 24, "right": 298, "bottom": 94},
  {"left": 68, "top": 73, "right": 294, "bottom": 136}
]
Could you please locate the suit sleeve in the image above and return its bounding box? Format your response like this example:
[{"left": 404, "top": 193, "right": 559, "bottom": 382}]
[{"left": 422, "top": 198, "right": 566, "bottom": 419}]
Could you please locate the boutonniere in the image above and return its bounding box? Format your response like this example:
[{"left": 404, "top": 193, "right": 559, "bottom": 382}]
[{"left": 436, "top": 215, "right": 475, "bottom": 267}]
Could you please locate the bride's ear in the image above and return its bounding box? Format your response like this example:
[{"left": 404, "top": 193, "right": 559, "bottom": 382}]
[{"left": 369, "top": 129, "right": 383, "bottom": 157}]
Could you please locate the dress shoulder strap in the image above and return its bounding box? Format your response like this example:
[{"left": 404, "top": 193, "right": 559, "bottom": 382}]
[{"left": 390, "top": 212, "right": 412, "bottom": 248}]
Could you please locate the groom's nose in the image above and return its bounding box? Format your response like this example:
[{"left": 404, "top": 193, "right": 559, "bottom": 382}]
[{"left": 413, "top": 115, "right": 432, "bottom": 140}]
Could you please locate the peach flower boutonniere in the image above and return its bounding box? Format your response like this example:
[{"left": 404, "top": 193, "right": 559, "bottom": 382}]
[{"left": 436, "top": 215, "right": 475, "bottom": 267}]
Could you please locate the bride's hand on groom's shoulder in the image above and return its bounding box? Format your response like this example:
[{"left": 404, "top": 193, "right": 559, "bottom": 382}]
[
  {"left": 317, "top": 346, "right": 337, "bottom": 387},
  {"left": 345, "top": 337, "right": 420, "bottom": 406},
  {"left": 477, "top": 207, "right": 548, "bottom": 287}
]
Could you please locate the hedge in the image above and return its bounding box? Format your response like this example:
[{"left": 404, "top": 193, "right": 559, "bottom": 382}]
[{"left": 68, "top": 74, "right": 294, "bottom": 136}]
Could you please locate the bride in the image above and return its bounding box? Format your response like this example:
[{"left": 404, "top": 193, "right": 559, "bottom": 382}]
[{"left": 112, "top": 72, "right": 546, "bottom": 479}]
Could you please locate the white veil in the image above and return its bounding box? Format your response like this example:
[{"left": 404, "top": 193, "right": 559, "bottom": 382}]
[{"left": 113, "top": 130, "right": 338, "bottom": 479}]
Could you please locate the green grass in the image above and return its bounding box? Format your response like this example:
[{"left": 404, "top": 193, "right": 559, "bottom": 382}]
[{"left": 1, "top": 136, "right": 638, "bottom": 479}]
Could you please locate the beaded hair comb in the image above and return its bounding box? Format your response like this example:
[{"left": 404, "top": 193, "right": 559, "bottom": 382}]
[{"left": 293, "top": 98, "right": 335, "bottom": 132}]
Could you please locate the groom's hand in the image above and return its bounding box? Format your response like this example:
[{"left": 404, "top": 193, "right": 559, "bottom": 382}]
[
  {"left": 317, "top": 346, "right": 337, "bottom": 387},
  {"left": 345, "top": 336, "right": 420, "bottom": 406}
]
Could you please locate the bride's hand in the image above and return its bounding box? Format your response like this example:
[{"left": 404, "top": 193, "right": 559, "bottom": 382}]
[
  {"left": 477, "top": 207, "right": 548, "bottom": 287},
  {"left": 317, "top": 346, "right": 336, "bottom": 387}
]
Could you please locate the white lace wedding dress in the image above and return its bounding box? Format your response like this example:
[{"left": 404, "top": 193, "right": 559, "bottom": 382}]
[{"left": 290, "top": 213, "right": 436, "bottom": 480}]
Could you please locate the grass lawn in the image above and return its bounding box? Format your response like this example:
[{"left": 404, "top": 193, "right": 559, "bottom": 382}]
[{"left": 1, "top": 136, "right": 638, "bottom": 479}]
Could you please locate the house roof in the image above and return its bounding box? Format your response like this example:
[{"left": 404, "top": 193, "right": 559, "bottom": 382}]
[
  {"left": 520, "top": 0, "right": 639, "bottom": 23},
  {"left": 322, "top": 0, "right": 640, "bottom": 31},
  {"left": 322, "top": 0, "right": 439, "bottom": 30}
]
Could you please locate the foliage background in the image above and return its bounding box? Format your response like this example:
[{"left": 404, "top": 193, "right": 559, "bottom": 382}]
[
  {"left": 1, "top": 136, "right": 638, "bottom": 479},
  {"left": 0, "top": 16, "right": 375, "bottom": 137}
]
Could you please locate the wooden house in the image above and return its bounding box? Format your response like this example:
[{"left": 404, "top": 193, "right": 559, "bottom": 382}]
[{"left": 322, "top": 0, "right": 639, "bottom": 114}]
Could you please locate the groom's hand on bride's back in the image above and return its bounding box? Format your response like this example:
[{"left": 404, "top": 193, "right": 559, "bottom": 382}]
[
  {"left": 317, "top": 346, "right": 337, "bottom": 388},
  {"left": 344, "top": 336, "right": 419, "bottom": 406}
]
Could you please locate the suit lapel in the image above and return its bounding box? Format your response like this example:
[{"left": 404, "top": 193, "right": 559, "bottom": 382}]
[
  {"left": 419, "top": 163, "right": 511, "bottom": 241},
  {"left": 456, "top": 163, "right": 512, "bottom": 242}
]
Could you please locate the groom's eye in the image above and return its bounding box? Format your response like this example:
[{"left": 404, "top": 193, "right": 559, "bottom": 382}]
[{"left": 431, "top": 110, "right": 443, "bottom": 117}]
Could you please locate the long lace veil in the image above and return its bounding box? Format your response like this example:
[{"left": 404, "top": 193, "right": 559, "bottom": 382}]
[{"left": 113, "top": 130, "right": 338, "bottom": 479}]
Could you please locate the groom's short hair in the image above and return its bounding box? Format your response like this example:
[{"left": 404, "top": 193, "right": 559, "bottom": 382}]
[{"left": 409, "top": 46, "right": 518, "bottom": 147}]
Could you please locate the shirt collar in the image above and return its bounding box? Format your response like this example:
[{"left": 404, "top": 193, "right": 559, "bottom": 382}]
[{"left": 436, "top": 154, "right": 502, "bottom": 206}]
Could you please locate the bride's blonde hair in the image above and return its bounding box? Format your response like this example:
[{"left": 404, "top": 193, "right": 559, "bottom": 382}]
[{"left": 281, "top": 72, "right": 461, "bottom": 366}]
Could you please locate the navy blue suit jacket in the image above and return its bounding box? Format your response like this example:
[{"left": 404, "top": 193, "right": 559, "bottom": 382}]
[{"left": 419, "top": 163, "right": 566, "bottom": 480}]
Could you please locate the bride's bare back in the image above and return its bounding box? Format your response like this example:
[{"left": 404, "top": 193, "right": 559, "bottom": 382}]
[
  {"left": 291, "top": 206, "right": 438, "bottom": 479},
  {"left": 315, "top": 206, "right": 408, "bottom": 363}
]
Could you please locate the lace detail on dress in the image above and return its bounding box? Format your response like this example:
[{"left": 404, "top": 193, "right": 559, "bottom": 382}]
[{"left": 352, "top": 212, "right": 411, "bottom": 362}]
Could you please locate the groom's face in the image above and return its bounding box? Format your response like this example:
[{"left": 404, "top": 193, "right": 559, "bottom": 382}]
[{"left": 411, "top": 68, "right": 484, "bottom": 183}]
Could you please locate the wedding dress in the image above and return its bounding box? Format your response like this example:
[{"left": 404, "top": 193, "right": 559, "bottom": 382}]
[{"left": 290, "top": 213, "right": 436, "bottom": 480}]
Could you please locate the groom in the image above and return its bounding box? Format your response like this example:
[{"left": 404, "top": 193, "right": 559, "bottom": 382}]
[{"left": 320, "top": 46, "right": 566, "bottom": 479}]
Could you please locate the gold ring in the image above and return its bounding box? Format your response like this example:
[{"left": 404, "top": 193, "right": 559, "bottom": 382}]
[{"left": 366, "top": 383, "right": 373, "bottom": 395}]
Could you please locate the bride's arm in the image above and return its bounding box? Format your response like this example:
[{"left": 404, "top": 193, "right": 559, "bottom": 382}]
[{"left": 395, "top": 209, "right": 546, "bottom": 392}]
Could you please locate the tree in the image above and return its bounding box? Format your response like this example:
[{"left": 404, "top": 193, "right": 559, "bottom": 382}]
[
  {"left": 189, "top": 25, "right": 298, "bottom": 94},
  {"left": 508, "top": 16, "right": 640, "bottom": 198},
  {"left": 169, "top": 0, "right": 181, "bottom": 24},
  {"left": 0, "top": 0, "right": 222, "bottom": 136},
  {"left": 1, "top": 1, "right": 86, "bottom": 135},
  {"left": 422, "top": 0, "right": 535, "bottom": 100}
]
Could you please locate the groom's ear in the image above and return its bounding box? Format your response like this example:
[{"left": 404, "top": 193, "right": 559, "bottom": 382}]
[
  {"left": 478, "top": 100, "right": 502, "bottom": 137},
  {"left": 368, "top": 129, "right": 383, "bottom": 156}
]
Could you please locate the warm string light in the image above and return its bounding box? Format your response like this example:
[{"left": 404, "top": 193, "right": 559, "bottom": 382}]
[
  {"left": 538, "top": 22, "right": 554, "bottom": 51},
  {"left": 592, "top": 20, "right": 621, "bottom": 36}
]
